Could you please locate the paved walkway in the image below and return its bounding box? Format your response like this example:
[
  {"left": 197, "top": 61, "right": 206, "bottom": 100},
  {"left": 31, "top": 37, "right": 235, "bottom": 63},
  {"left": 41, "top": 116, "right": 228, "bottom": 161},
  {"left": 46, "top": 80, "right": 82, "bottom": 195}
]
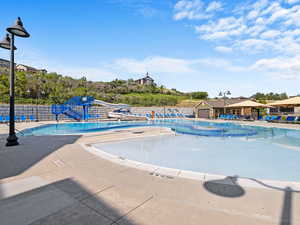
[{"left": 0, "top": 122, "right": 300, "bottom": 225}]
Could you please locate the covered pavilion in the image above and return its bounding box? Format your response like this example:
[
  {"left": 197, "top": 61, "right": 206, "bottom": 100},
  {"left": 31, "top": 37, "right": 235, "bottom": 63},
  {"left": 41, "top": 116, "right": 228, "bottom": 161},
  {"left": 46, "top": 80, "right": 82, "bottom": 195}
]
[{"left": 225, "top": 100, "right": 270, "bottom": 119}]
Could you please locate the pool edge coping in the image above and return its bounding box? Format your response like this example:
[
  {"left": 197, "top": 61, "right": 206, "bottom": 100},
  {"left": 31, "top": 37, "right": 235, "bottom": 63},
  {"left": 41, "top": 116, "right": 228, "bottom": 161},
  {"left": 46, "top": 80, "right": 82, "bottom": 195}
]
[{"left": 82, "top": 142, "right": 300, "bottom": 191}]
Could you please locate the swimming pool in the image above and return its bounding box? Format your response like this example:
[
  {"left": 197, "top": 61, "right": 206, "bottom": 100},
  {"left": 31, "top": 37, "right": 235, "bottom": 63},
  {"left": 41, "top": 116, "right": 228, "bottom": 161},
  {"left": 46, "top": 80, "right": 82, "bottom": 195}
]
[
  {"left": 23, "top": 119, "right": 260, "bottom": 137},
  {"left": 23, "top": 120, "right": 300, "bottom": 181}
]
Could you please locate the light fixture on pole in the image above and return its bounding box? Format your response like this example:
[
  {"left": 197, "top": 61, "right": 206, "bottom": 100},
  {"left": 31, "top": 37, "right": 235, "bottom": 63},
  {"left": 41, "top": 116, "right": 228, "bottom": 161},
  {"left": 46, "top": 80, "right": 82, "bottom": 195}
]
[
  {"left": 219, "top": 90, "right": 231, "bottom": 115},
  {"left": 0, "top": 17, "right": 30, "bottom": 147}
]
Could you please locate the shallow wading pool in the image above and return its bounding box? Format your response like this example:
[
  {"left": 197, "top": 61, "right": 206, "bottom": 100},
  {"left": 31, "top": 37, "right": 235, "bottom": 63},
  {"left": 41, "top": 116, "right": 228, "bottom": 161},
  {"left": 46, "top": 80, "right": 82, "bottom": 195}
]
[{"left": 22, "top": 119, "right": 300, "bottom": 181}]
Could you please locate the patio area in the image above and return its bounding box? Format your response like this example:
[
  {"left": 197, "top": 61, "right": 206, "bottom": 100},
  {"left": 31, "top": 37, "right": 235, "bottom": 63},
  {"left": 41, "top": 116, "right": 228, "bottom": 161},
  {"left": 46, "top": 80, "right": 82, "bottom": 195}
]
[{"left": 0, "top": 122, "right": 300, "bottom": 225}]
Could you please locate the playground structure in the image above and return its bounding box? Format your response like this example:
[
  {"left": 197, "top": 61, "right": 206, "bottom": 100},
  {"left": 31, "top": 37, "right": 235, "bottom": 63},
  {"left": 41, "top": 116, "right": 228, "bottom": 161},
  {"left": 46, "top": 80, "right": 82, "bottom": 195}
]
[{"left": 51, "top": 96, "right": 131, "bottom": 121}]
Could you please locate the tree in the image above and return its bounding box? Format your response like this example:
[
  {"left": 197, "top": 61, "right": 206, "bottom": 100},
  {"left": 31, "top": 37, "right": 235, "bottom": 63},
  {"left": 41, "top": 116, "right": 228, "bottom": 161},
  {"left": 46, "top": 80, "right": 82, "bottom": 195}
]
[
  {"left": 189, "top": 92, "right": 208, "bottom": 99},
  {"left": 251, "top": 92, "right": 288, "bottom": 100}
]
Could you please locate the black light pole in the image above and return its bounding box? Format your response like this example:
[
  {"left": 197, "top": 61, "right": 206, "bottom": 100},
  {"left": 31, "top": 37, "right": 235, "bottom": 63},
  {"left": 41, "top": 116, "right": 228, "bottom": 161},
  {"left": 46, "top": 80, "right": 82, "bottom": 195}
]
[
  {"left": 36, "top": 89, "right": 45, "bottom": 122},
  {"left": 219, "top": 90, "right": 231, "bottom": 115},
  {"left": 36, "top": 87, "right": 39, "bottom": 122},
  {"left": 0, "top": 17, "right": 30, "bottom": 147},
  {"left": 27, "top": 89, "right": 34, "bottom": 116}
]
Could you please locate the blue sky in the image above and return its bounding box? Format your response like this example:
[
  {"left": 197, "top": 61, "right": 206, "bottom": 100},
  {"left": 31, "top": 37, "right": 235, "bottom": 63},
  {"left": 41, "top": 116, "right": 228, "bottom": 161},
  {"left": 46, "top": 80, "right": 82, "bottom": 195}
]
[{"left": 1, "top": 0, "right": 300, "bottom": 97}]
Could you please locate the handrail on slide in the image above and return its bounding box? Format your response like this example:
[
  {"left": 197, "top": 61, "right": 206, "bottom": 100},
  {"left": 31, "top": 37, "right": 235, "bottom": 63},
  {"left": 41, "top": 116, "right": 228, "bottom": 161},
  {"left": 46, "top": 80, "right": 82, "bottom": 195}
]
[{"left": 93, "top": 99, "right": 130, "bottom": 108}]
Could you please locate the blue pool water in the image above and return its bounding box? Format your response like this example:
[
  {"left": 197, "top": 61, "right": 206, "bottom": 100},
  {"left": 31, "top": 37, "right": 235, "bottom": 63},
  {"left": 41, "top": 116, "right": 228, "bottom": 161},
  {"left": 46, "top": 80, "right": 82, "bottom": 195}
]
[
  {"left": 23, "top": 120, "right": 260, "bottom": 137},
  {"left": 23, "top": 120, "right": 300, "bottom": 181}
]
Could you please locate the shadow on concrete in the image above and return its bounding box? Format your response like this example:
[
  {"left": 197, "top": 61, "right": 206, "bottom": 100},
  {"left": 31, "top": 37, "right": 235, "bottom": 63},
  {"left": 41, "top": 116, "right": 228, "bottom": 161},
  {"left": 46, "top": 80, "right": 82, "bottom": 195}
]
[
  {"left": 280, "top": 187, "right": 293, "bottom": 225},
  {"left": 0, "top": 178, "right": 142, "bottom": 225},
  {"left": 204, "top": 175, "right": 300, "bottom": 225},
  {"left": 203, "top": 176, "right": 245, "bottom": 198},
  {"left": 238, "top": 177, "right": 300, "bottom": 225},
  {"left": 0, "top": 135, "right": 81, "bottom": 179}
]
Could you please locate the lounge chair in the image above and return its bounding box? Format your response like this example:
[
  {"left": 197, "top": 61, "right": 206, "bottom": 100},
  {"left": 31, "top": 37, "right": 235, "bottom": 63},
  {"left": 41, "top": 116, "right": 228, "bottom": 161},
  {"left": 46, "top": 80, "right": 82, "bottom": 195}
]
[
  {"left": 269, "top": 116, "right": 281, "bottom": 122},
  {"left": 0, "top": 116, "right": 5, "bottom": 123},
  {"left": 286, "top": 116, "right": 296, "bottom": 123},
  {"left": 265, "top": 115, "right": 271, "bottom": 121},
  {"left": 20, "top": 115, "right": 26, "bottom": 122},
  {"left": 29, "top": 115, "right": 35, "bottom": 121},
  {"left": 225, "top": 115, "right": 230, "bottom": 119},
  {"left": 275, "top": 116, "right": 282, "bottom": 121},
  {"left": 295, "top": 117, "right": 300, "bottom": 123},
  {"left": 243, "top": 115, "right": 252, "bottom": 121}
]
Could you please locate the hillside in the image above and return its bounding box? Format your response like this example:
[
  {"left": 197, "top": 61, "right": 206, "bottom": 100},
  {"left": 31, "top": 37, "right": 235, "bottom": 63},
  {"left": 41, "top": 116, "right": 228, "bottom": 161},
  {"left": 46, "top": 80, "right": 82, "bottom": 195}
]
[{"left": 0, "top": 67, "right": 208, "bottom": 106}]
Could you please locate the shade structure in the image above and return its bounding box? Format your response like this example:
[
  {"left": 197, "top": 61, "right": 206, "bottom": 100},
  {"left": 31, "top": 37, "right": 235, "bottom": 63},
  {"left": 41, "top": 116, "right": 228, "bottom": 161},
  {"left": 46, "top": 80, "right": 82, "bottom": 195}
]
[
  {"left": 268, "top": 96, "right": 300, "bottom": 106},
  {"left": 225, "top": 100, "right": 269, "bottom": 108}
]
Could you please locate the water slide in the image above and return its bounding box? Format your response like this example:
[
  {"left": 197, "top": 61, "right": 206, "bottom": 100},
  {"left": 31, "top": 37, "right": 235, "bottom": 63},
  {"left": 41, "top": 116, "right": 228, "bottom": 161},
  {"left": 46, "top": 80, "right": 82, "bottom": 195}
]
[
  {"left": 52, "top": 96, "right": 146, "bottom": 121},
  {"left": 52, "top": 102, "right": 82, "bottom": 121},
  {"left": 93, "top": 99, "right": 130, "bottom": 109},
  {"left": 93, "top": 99, "right": 147, "bottom": 120}
]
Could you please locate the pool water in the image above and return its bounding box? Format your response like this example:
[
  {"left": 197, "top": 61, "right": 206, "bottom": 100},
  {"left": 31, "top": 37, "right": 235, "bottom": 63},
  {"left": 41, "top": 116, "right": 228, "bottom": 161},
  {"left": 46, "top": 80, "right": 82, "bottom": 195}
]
[
  {"left": 95, "top": 134, "right": 300, "bottom": 182},
  {"left": 22, "top": 120, "right": 260, "bottom": 137},
  {"left": 22, "top": 119, "right": 300, "bottom": 181}
]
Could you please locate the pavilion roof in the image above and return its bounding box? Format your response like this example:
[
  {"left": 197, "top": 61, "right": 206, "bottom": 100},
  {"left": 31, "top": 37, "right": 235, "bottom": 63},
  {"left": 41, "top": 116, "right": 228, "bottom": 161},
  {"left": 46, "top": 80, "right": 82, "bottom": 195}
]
[
  {"left": 268, "top": 96, "right": 300, "bottom": 106},
  {"left": 225, "top": 100, "right": 269, "bottom": 108}
]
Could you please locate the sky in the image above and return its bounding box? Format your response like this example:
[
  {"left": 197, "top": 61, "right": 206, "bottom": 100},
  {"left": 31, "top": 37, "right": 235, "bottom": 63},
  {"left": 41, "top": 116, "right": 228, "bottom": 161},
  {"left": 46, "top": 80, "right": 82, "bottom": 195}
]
[{"left": 1, "top": 0, "right": 300, "bottom": 97}]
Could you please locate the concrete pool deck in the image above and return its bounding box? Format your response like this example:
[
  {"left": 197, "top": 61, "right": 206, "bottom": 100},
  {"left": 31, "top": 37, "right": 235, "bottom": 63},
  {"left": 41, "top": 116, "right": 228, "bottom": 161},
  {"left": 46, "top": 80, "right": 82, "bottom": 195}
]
[{"left": 0, "top": 121, "right": 300, "bottom": 225}]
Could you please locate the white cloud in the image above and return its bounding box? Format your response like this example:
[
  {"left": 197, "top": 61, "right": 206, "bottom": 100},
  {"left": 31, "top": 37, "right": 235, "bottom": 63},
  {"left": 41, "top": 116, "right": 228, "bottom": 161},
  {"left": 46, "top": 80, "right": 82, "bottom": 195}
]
[
  {"left": 112, "top": 56, "right": 247, "bottom": 75},
  {"left": 173, "top": 0, "right": 208, "bottom": 20},
  {"left": 246, "top": 0, "right": 269, "bottom": 20},
  {"left": 253, "top": 0, "right": 269, "bottom": 10},
  {"left": 112, "top": 56, "right": 196, "bottom": 74},
  {"left": 234, "top": 39, "right": 274, "bottom": 53},
  {"left": 282, "top": 5, "right": 300, "bottom": 27},
  {"left": 245, "top": 24, "right": 266, "bottom": 37},
  {"left": 195, "top": 58, "right": 246, "bottom": 72},
  {"left": 206, "top": 1, "right": 222, "bottom": 12},
  {"left": 247, "top": 10, "right": 260, "bottom": 20},
  {"left": 172, "top": 0, "right": 300, "bottom": 83},
  {"left": 176, "top": 0, "right": 300, "bottom": 58},
  {"left": 196, "top": 17, "right": 247, "bottom": 40},
  {"left": 173, "top": 0, "right": 222, "bottom": 20},
  {"left": 260, "top": 30, "right": 281, "bottom": 39},
  {"left": 251, "top": 56, "right": 300, "bottom": 79},
  {"left": 214, "top": 46, "right": 233, "bottom": 53},
  {"left": 286, "top": 0, "right": 300, "bottom": 5},
  {"left": 267, "top": 6, "right": 290, "bottom": 24}
]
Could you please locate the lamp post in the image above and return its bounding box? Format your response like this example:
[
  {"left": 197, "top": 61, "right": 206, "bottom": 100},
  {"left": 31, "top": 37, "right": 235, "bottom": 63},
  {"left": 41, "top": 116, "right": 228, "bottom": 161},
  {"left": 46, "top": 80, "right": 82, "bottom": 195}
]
[
  {"left": 0, "top": 17, "right": 30, "bottom": 146},
  {"left": 36, "top": 89, "right": 45, "bottom": 122},
  {"left": 219, "top": 90, "right": 231, "bottom": 115},
  {"left": 27, "top": 89, "right": 34, "bottom": 116}
]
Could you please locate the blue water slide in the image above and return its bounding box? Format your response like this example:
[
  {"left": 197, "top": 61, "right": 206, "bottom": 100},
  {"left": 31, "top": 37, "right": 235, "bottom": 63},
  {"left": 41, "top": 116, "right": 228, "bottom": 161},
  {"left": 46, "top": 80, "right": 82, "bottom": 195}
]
[
  {"left": 51, "top": 96, "right": 94, "bottom": 121},
  {"left": 63, "top": 107, "right": 82, "bottom": 121}
]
